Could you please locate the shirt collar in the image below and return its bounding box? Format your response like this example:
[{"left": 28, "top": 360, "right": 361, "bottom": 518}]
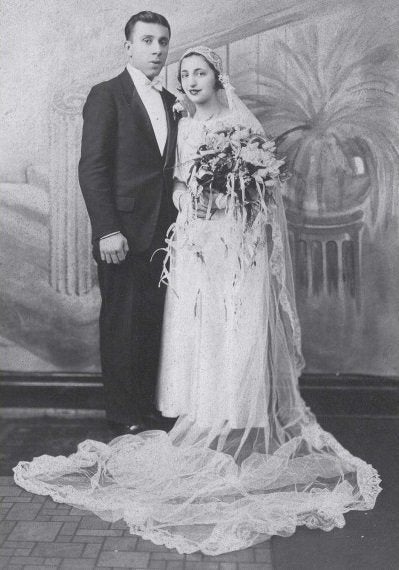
[{"left": 127, "top": 64, "right": 163, "bottom": 91}]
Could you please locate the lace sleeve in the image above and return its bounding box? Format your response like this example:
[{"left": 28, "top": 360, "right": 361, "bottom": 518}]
[
  {"left": 173, "top": 120, "right": 187, "bottom": 183},
  {"left": 174, "top": 145, "right": 184, "bottom": 183}
]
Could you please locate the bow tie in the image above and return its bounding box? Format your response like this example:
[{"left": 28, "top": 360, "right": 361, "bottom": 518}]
[{"left": 145, "top": 77, "right": 163, "bottom": 92}]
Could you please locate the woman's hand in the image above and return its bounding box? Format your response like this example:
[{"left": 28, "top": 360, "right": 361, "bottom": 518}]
[
  {"left": 178, "top": 191, "right": 192, "bottom": 213},
  {"left": 173, "top": 181, "right": 191, "bottom": 213},
  {"left": 173, "top": 183, "right": 227, "bottom": 219},
  {"left": 195, "top": 190, "right": 218, "bottom": 219}
]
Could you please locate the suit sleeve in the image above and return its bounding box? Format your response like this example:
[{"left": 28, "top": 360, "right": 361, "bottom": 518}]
[{"left": 78, "top": 84, "right": 120, "bottom": 241}]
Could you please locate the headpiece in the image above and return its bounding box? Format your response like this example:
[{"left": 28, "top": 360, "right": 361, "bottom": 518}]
[{"left": 179, "top": 45, "right": 223, "bottom": 74}]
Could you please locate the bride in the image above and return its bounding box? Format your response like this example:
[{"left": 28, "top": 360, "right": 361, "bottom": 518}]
[{"left": 14, "top": 46, "right": 381, "bottom": 555}]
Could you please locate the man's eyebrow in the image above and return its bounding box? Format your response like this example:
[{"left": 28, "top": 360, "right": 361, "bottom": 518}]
[{"left": 139, "top": 34, "right": 169, "bottom": 40}]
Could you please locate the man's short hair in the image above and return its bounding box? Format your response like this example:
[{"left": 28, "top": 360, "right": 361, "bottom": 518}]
[{"left": 125, "top": 11, "right": 171, "bottom": 40}]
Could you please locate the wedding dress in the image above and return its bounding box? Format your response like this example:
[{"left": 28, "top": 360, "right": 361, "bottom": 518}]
[
  {"left": 13, "top": 47, "right": 381, "bottom": 556},
  {"left": 157, "top": 112, "right": 306, "bottom": 429}
]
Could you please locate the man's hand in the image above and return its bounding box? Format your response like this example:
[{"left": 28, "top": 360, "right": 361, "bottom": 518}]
[{"left": 99, "top": 232, "right": 129, "bottom": 264}]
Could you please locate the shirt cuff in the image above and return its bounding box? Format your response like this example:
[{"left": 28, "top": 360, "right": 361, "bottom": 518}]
[{"left": 99, "top": 231, "right": 121, "bottom": 240}]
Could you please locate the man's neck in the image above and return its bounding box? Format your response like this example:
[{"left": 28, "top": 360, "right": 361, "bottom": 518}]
[{"left": 127, "top": 62, "right": 160, "bottom": 81}]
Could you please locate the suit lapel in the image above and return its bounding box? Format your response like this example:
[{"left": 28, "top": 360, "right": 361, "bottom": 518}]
[
  {"left": 132, "top": 89, "right": 162, "bottom": 159},
  {"left": 161, "top": 90, "right": 177, "bottom": 170},
  {"left": 119, "top": 69, "right": 162, "bottom": 159}
]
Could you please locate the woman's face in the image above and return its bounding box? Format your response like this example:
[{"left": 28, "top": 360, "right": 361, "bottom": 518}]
[{"left": 180, "top": 55, "right": 218, "bottom": 105}]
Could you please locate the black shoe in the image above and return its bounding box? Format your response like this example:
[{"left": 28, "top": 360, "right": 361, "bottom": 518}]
[
  {"left": 143, "top": 413, "right": 177, "bottom": 432},
  {"left": 107, "top": 421, "right": 146, "bottom": 437},
  {"left": 162, "top": 417, "right": 178, "bottom": 432},
  {"left": 143, "top": 411, "right": 164, "bottom": 429},
  {"left": 127, "top": 423, "right": 147, "bottom": 435}
]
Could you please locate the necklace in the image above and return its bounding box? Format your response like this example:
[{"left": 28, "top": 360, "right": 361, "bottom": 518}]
[{"left": 194, "top": 107, "right": 223, "bottom": 122}]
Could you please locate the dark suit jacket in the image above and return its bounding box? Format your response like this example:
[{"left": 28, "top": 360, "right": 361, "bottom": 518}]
[{"left": 78, "top": 68, "right": 178, "bottom": 252}]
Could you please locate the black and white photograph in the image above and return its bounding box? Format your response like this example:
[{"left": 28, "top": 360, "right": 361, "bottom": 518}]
[{"left": 0, "top": 1, "right": 398, "bottom": 568}]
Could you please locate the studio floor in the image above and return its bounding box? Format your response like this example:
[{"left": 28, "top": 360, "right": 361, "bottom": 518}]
[{"left": 0, "top": 412, "right": 397, "bottom": 570}]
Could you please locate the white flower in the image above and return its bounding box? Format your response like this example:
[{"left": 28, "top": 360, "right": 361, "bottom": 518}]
[
  {"left": 262, "top": 139, "right": 276, "bottom": 152},
  {"left": 173, "top": 99, "right": 186, "bottom": 118},
  {"left": 237, "top": 127, "right": 252, "bottom": 139},
  {"left": 218, "top": 73, "right": 230, "bottom": 87},
  {"left": 241, "top": 144, "right": 268, "bottom": 166},
  {"left": 205, "top": 131, "right": 229, "bottom": 149}
]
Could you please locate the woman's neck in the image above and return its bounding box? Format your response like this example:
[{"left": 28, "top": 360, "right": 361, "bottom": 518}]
[{"left": 193, "top": 98, "right": 224, "bottom": 121}]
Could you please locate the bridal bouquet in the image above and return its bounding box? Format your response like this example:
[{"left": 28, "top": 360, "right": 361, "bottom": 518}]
[
  {"left": 157, "top": 126, "right": 285, "bottom": 287},
  {"left": 187, "top": 125, "right": 285, "bottom": 222}
]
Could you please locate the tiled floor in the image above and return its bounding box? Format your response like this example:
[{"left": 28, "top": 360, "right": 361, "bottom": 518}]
[
  {"left": 0, "top": 412, "right": 398, "bottom": 569},
  {"left": 273, "top": 415, "right": 399, "bottom": 570},
  {"left": 0, "top": 479, "right": 272, "bottom": 569}
]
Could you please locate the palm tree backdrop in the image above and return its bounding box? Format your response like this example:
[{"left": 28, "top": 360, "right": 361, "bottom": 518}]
[{"left": 244, "top": 17, "right": 399, "bottom": 306}]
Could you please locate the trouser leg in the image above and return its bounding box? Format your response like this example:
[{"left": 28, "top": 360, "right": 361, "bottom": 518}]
[
  {"left": 136, "top": 246, "right": 166, "bottom": 416},
  {"left": 137, "top": 192, "right": 174, "bottom": 417},
  {"left": 95, "top": 234, "right": 168, "bottom": 425},
  {"left": 97, "top": 254, "right": 145, "bottom": 425}
]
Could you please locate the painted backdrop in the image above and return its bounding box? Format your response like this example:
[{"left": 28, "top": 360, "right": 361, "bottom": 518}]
[{"left": 1, "top": 0, "right": 398, "bottom": 375}]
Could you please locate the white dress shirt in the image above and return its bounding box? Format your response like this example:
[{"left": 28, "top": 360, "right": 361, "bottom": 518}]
[{"left": 127, "top": 63, "right": 168, "bottom": 154}]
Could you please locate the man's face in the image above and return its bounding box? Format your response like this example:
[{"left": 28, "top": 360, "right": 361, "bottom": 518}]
[{"left": 125, "top": 22, "right": 170, "bottom": 79}]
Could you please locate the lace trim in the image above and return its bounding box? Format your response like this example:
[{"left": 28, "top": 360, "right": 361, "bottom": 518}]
[
  {"left": 267, "top": 206, "right": 304, "bottom": 374},
  {"left": 13, "top": 457, "right": 380, "bottom": 556},
  {"left": 13, "top": 426, "right": 382, "bottom": 556},
  {"left": 301, "top": 423, "right": 382, "bottom": 510}
]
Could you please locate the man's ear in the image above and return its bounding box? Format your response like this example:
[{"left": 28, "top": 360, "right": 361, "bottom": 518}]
[{"left": 124, "top": 40, "right": 133, "bottom": 58}]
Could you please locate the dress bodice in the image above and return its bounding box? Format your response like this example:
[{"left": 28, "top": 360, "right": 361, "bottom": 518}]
[{"left": 174, "top": 113, "right": 236, "bottom": 183}]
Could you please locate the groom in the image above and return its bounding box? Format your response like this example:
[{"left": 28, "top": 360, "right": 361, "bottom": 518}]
[{"left": 79, "top": 11, "right": 178, "bottom": 435}]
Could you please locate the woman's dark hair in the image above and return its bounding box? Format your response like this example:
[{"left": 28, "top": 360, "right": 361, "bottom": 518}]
[
  {"left": 177, "top": 52, "right": 224, "bottom": 93},
  {"left": 125, "top": 11, "right": 171, "bottom": 40}
]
